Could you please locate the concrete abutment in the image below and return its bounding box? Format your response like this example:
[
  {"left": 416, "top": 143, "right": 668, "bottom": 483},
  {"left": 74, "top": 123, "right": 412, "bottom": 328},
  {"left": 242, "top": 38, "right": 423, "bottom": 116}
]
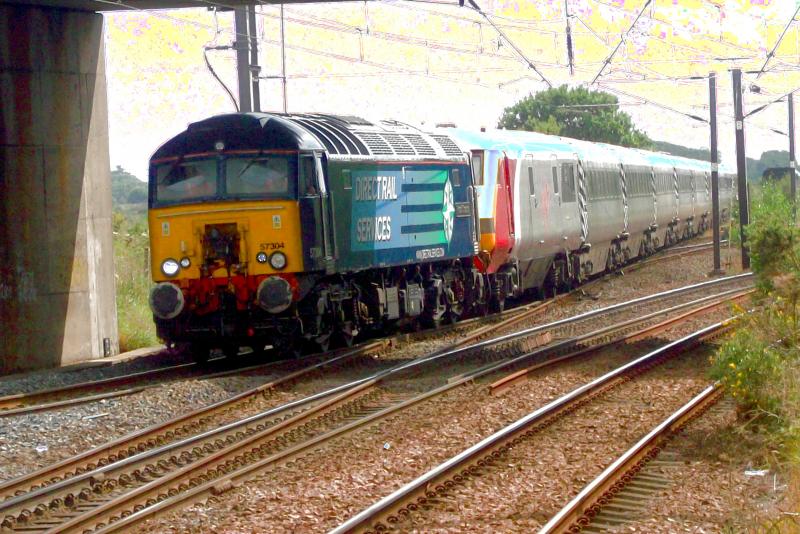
[{"left": 1, "top": 3, "right": 118, "bottom": 372}]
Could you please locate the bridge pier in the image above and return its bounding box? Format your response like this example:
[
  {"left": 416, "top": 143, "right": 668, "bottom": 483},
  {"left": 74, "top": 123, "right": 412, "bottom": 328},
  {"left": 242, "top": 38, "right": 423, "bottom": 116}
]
[{"left": 1, "top": 4, "right": 118, "bottom": 371}]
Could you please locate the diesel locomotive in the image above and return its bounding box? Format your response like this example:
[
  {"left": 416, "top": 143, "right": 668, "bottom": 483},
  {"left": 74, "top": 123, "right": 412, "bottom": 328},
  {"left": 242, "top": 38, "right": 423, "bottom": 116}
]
[
  {"left": 147, "top": 112, "right": 735, "bottom": 361},
  {"left": 148, "top": 113, "right": 484, "bottom": 360}
]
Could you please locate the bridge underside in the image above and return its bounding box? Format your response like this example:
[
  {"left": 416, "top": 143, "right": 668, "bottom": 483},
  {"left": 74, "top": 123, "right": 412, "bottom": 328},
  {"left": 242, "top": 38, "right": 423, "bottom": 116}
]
[{"left": 1, "top": 3, "right": 118, "bottom": 372}]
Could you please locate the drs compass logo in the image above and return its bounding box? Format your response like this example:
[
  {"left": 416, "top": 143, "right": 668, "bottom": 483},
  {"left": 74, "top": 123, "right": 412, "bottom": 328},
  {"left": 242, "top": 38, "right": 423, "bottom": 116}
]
[{"left": 442, "top": 178, "right": 455, "bottom": 243}]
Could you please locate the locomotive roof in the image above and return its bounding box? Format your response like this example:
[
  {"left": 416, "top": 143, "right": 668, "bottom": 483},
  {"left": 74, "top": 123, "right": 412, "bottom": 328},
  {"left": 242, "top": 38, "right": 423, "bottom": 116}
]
[{"left": 151, "top": 113, "right": 466, "bottom": 163}]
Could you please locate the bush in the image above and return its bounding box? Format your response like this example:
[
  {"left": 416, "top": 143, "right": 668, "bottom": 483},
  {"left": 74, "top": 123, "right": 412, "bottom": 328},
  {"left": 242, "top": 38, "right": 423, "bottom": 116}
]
[
  {"left": 710, "top": 183, "right": 800, "bottom": 449},
  {"left": 113, "top": 211, "right": 159, "bottom": 352}
]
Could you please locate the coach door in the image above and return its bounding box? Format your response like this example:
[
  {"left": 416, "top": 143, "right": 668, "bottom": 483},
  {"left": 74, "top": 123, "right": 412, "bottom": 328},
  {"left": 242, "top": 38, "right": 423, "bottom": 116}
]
[
  {"left": 559, "top": 157, "right": 581, "bottom": 250},
  {"left": 522, "top": 154, "right": 543, "bottom": 253}
]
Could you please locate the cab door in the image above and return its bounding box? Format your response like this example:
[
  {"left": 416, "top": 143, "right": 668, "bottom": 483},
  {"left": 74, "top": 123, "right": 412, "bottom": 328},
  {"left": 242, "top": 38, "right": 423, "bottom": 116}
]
[{"left": 298, "top": 152, "right": 335, "bottom": 272}]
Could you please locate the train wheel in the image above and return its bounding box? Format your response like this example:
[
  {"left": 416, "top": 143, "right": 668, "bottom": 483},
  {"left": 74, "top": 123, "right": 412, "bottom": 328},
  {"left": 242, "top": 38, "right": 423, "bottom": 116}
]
[
  {"left": 489, "top": 295, "right": 505, "bottom": 314},
  {"left": 315, "top": 334, "right": 331, "bottom": 353}
]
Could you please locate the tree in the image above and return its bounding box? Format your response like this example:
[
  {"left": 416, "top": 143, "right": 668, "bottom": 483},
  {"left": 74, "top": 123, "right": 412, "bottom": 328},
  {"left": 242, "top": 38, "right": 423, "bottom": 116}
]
[{"left": 497, "top": 85, "right": 653, "bottom": 149}]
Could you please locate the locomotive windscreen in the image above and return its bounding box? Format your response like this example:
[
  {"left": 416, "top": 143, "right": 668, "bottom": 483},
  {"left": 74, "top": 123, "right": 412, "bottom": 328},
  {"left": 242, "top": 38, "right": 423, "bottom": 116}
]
[{"left": 152, "top": 154, "right": 297, "bottom": 206}]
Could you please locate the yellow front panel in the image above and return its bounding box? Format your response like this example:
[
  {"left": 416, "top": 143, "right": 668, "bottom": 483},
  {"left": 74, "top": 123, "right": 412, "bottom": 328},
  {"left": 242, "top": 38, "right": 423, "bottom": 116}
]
[{"left": 149, "top": 200, "right": 303, "bottom": 282}]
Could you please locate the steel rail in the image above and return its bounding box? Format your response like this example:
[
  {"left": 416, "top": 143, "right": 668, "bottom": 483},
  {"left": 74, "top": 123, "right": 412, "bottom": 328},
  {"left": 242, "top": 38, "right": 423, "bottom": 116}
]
[
  {"left": 0, "top": 233, "right": 718, "bottom": 417},
  {"left": 329, "top": 319, "right": 733, "bottom": 534},
  {"left": 388, "top": 273, "right": 751, "bottom": 377},
  {"left": 539, "top": 383, "right": 723, "bottom": 533},
  {"left": 0, "top": 362, "right": 196, "bottom": 413},
  {"left": 3, "top": 289, "right": 742, "bottom": 527},
  {"left": 487, "top": 287, "right": 752, "bottom": 394},
  {"left": 0, "top": 341, "right": 387, "bottom": 503},
  {"left": 0, "top": 275, "right": 749, "bottom": 531},
  {"left": 85, "top": 292, "right": 747, "bottom": 534},
  {"left": 0, "top": 272, "right": 748, "bottom": 505}
]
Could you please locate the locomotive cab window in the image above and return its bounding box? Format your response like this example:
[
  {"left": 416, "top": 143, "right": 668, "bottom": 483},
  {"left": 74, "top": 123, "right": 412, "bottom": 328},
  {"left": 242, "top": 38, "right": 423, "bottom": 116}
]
[
  {"left": 300, "top": 155, "right": 320, "bottom": 196},
  {"left": 226, "top": 156, "right": 291, "bottom": 197},
  {"left": 155, "top": 158, "right": 217, "bottom": 204}
]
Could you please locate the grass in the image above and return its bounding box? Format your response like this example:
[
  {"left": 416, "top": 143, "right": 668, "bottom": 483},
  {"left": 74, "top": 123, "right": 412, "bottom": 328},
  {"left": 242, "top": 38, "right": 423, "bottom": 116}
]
[{"left": 113, "top": 210, "right": 160, "bottom": 352}]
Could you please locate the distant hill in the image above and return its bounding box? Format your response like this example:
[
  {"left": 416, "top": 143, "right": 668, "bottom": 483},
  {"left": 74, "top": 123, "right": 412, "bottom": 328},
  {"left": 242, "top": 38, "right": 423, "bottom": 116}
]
[
  {"left": 111, "top": 166, "right": 147, "bottom": 217},
  {"left": 652, "top": 141, "right": 790, "bottom": 181},
  {"left": 111, "top": 166, "right": 147, "bottom": 206},
  {"left": 652, "top": 141, "right": 714, "bottom": 161}
]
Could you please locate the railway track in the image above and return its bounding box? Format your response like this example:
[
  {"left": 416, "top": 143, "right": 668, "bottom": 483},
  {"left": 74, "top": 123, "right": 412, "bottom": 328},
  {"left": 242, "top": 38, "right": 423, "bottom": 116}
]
[
  {"left": 330, "top": 319, "right": 735, "bottom": 533},
  {"left": 0, "top": 235, "right": 721, "bottom": 418},
  {"left": 0, "top": 274, "right": 751, "bottom": 533},
  {"left": 0, "top": 234, "right": 712, "bottom": 418},
  {"left": 540, "top": 384, "right": 724, "bottom": 533}
]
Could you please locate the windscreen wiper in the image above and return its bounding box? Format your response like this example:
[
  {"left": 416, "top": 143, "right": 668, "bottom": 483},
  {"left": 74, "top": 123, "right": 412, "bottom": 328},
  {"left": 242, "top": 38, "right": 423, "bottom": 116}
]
[{"left": 235, "top": 151, "right": 265, "bottom": 181}]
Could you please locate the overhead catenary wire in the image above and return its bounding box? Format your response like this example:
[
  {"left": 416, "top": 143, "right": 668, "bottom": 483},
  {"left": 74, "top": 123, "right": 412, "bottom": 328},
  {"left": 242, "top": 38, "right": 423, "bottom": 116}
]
[
  {"left": 755, "top": 4, "right": 800, "bottom": 79},
  {"left": 597, "top": 83, "right": 709, "bottom": 123},
  {"left": 463, "top": 0, "right": 552, "bottom": 88},
  {"left": 590, "top": 0, "right": 652, "bottom": 85},
  {"left": 97, "top": 0, "right": 800, "bottom": 157},
  {"left": 203, "top": 7, "right": 239, "bottom": 111}
]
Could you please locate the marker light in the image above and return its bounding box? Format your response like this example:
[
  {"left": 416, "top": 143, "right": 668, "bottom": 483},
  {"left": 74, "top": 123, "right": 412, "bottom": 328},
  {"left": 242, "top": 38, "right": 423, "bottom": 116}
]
[
  {"left": 256, "top": 251, "right": 268, "bottom": 264},
  {"left": 179, "top": 257, "right": 191, "bottom": 268}
]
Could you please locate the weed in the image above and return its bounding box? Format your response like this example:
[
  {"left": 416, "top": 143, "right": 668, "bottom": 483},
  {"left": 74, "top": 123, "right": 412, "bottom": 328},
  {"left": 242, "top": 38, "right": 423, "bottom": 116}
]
[{"left": 113, "top": 211, "right": 159, "bottom": 352}]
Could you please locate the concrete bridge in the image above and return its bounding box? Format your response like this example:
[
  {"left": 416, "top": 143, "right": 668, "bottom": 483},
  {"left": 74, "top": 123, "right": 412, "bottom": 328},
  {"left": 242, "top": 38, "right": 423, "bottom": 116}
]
[{"left": 1, "top": 0, "right": 326, "bottom": 372}]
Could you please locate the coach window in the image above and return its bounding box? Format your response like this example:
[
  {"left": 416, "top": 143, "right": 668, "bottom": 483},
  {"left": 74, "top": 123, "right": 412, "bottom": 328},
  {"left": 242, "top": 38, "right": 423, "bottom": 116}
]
[
  {"left": 471, "top": 151, "right": 484, "bottom": 186},
  {"left": 528, "top": 166, "right": 536, "bottom": 196},
  {"left": 561, "top": 164, "right": 576, "bottom": 202},
  {"left": 551, "top": 166, "right": 559, "bottom": 195}
]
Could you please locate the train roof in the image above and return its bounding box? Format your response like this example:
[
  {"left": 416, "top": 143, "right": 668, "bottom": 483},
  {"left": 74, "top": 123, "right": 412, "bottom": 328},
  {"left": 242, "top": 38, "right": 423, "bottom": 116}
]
[
  {"left": 445, "top": 126, "right": 732, "bottom": 174},
  {"left": 151, "top": 113, "right": 466, "bottom": 163},
  {"left": 444, "top": 127, "right": 576, "bottom": 157}
]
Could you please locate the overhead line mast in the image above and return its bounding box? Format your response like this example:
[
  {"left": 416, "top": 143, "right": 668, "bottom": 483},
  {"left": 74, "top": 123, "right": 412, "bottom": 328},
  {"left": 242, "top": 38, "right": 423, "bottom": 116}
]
[{"left": 564, "top": 0, "right": 574, "bottom": 76}]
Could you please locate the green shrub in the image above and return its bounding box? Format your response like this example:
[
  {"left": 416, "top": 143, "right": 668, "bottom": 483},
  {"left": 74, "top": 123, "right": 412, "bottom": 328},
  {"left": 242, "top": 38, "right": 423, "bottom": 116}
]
[
  {"left": 710, "top": 183, "right": 800, "bottom": 451},
  {"left": 113, "top": 211, "right": 159, "bottom": 352}
]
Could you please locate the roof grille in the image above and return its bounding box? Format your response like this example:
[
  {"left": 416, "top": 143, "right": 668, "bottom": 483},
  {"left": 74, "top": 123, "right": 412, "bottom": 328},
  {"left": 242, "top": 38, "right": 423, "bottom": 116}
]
[
  {"left": 431, "top": 135, "right": 463, "bottom": 157},
  {"left": 335, "top": 115, "right": 374, "bottom": 126},
  {"left": 354, "top": 132, "right": 394, "bottom": 155},
  {"left": 403, "top": 134, "right": 437, "bottom": 156},
  {"left": 381, "top": 133, "right": 416, "bottom": 156}
]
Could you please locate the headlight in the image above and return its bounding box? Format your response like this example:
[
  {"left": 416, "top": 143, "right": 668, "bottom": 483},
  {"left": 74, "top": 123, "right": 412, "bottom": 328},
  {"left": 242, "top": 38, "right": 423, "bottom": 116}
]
[
  {"left": 256, "top": 251, "right": 268, "bottom": 264},
  {"left": 161, "top": 258, "right": 180, "bottom": 277},
  {"left": 269, "top": 251, "right": 287, "bottom": 270},
  {"left": 179, "top": 257, "right": 191, "bottom": 269}
]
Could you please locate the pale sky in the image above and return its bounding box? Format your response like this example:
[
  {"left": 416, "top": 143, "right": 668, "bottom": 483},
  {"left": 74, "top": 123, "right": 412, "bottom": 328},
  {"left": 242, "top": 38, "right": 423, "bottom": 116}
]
[{"left": 103, "top": 1, "right": 800, "bottom": 181}]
